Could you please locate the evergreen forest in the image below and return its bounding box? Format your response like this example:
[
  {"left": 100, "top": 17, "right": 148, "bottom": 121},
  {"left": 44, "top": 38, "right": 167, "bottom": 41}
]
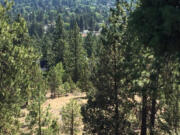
[{"left": 0, "top": 0, "right": 179, "bottom": 135}]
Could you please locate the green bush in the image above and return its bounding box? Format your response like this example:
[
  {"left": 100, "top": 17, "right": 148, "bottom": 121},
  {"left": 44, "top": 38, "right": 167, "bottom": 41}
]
[{"left": 63, "top": 82, "right": 71, "bottom": 93}]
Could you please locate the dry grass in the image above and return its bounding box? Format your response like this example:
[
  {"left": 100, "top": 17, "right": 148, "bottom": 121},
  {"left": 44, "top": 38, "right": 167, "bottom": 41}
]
[
  {"left": 43, "top": 92, "right": 87, "bottom": 121},
  {"left": 19, "top": 92, "right": 87, "bottom": 135}
]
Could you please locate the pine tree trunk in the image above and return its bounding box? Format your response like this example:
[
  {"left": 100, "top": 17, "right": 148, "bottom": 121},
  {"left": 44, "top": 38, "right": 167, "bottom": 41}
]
[
  {"left": 71, "top": 107, "right": 74, "bottom": 135},
  {"left": 150, "top": 93, "right": 156, "bottom": 135},
  {"left": 141, "top": 91, "right": 147, "bottom": 135},
  {"left": 150, "top": 62, "right": 160, "bottom": 135},
  {"left": 38, "top": 90, "right": 42, "bottom": 135},
  {"left": 74, "top": 38, "right": 78, "bottom": 83},
  {"left": 114, "top": 71, "right": 119, "bottom": 135},
  {"left": 113, "top": 42, "right": 119, "bottom": 135},
  {"left": 115, "top": 98, "right": 119, "bottom": 135},
  {"left": 115, "top": 77, "right": 119, "bottom": 135},
  {"left": 175, "top": 99, "right": 179, "bottom": 135}
]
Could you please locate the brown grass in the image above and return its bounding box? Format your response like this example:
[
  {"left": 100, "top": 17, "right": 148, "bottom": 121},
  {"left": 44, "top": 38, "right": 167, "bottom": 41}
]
[
  {"left": 43, "top": 92, "right": 87, "bottom": 121},
  {"left": 19, "top": 92, "right": 87, "bottom": 134}
]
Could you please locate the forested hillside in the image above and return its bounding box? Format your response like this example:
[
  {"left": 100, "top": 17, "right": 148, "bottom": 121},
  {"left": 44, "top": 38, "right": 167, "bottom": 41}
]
[
  {"left": 0, "top": 0, "right": 179, "bottom": 135},
  {"left": 11, "top": 0, "right": 115, "bottom": 34}
]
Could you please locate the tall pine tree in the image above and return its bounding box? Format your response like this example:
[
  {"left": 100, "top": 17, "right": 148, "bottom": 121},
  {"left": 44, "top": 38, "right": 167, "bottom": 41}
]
[
  {"left": 129, "top": 0, "right": 180, "bottom": 134},
  {"left": 82, "top": 1, "right": 137, "bottom": 134},
  {"left": 64, "top": 22, "right": 87, "bottom": 83},
  {"left": 0, "top": 1, "right": 42, "bottom": 134}
]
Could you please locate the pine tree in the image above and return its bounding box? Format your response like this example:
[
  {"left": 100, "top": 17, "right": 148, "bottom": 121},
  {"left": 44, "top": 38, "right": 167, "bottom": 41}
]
[
  {"left": 0, "top": 1, "right": 41, "bottom": 134},
  {"left": 64, "top": 22, "right": 87, "bottom": 83},
  {"left": 84, "top": 32, "right": 97, "bottom": 57},
  {"left": 13, "top": 14, "right": 30, "bottom": 46},
  {"left": 82, "top": 1, "right": 137, "bottom": 134},
  {"left": 157, "top": 56, "right": 180, "bottom": 135},
  {"left": 48, "top": 62, "right": 65, "bottom": 98},
  {"left": 129, "top": 0, "right": 180, "bottom": 134},
  {"left": 133, "top": 48, "right": 157, "bottom": 135},
  {"left": 79, "top": 16, "right": 84, "bottom": 31},
  {"left": 25, "top": 65, "right": 61, "bottom": 135},
  {"left": 61, "top": 100, "right": 82, "bottom": 135},
  {"left": 48, "top": 15, "right": 68, "bottom": 67},
  {"left": 129, "top": 0, "right": 180, "bottom": 55}
]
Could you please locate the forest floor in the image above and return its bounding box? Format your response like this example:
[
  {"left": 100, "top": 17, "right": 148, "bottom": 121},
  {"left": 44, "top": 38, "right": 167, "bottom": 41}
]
[
  {"left": 20, "top": 92, "right": 87, "bottom": 135},
  {"left": 43, "top": 92, "right": 87, "bottom": 121}
]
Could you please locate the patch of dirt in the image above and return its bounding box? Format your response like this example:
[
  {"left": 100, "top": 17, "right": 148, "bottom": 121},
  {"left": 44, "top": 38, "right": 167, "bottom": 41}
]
[{"left": 43, "top": 92, "right": 87, "bottom": 121}]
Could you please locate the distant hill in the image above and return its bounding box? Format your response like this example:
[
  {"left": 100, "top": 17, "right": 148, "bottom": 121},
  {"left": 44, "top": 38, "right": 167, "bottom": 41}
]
[{"left": 0, "top": 0, "right": 115, "bottom": 32}]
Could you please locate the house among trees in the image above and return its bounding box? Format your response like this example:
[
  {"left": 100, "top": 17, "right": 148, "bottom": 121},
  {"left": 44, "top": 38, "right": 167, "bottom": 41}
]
[{"left": 80, "top": 29, "right": 101, "bottom": 37}]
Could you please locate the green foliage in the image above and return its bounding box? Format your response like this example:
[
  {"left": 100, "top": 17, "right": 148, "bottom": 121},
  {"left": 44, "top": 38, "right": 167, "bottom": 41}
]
[
  {"left": 26, "top": 103, "right": 60, "bottom": 135},
  {"left": 129, "top": 0, "right": 180, "bottom": 55},
  {"left": 82, "top": 1, "right": 138, "bottom": 134},
  {"left": 84, "top": 32, "right": 97, "bottom": 57},
  {"left": 64, "top": 23, "right": 87, "bottom": 83},
  {"left": 48, "top": 62, "right": 65, "bottom": 98},
  {"left": 156, "top": 56, "right": 180, "bottom": 135},
  {"left": 10, "top": 0, "right": 115, "bottom": 36},
  {"left": 62, "top": 82, "right": 71, "bottom": 93},
  {"left": 24, "top": 64, "right": 46, "bottom": 135},
  {"left": 0, "top": 1, "right": 41, "bottom": 134},
  {"left": 49, "top": 119, "right": 60, "bottom": 135},
  {"left": 0, "top": 0, "right": 179, "bottom": 135},
  {"left": 61, "top": 100, "right": 82, "bottom": 135},
  {"left": 25, "top": 66, "right": 60, "bottom": 135},
  {"left": 129, "top": 0, "right": 180, "bottom": 134}
]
